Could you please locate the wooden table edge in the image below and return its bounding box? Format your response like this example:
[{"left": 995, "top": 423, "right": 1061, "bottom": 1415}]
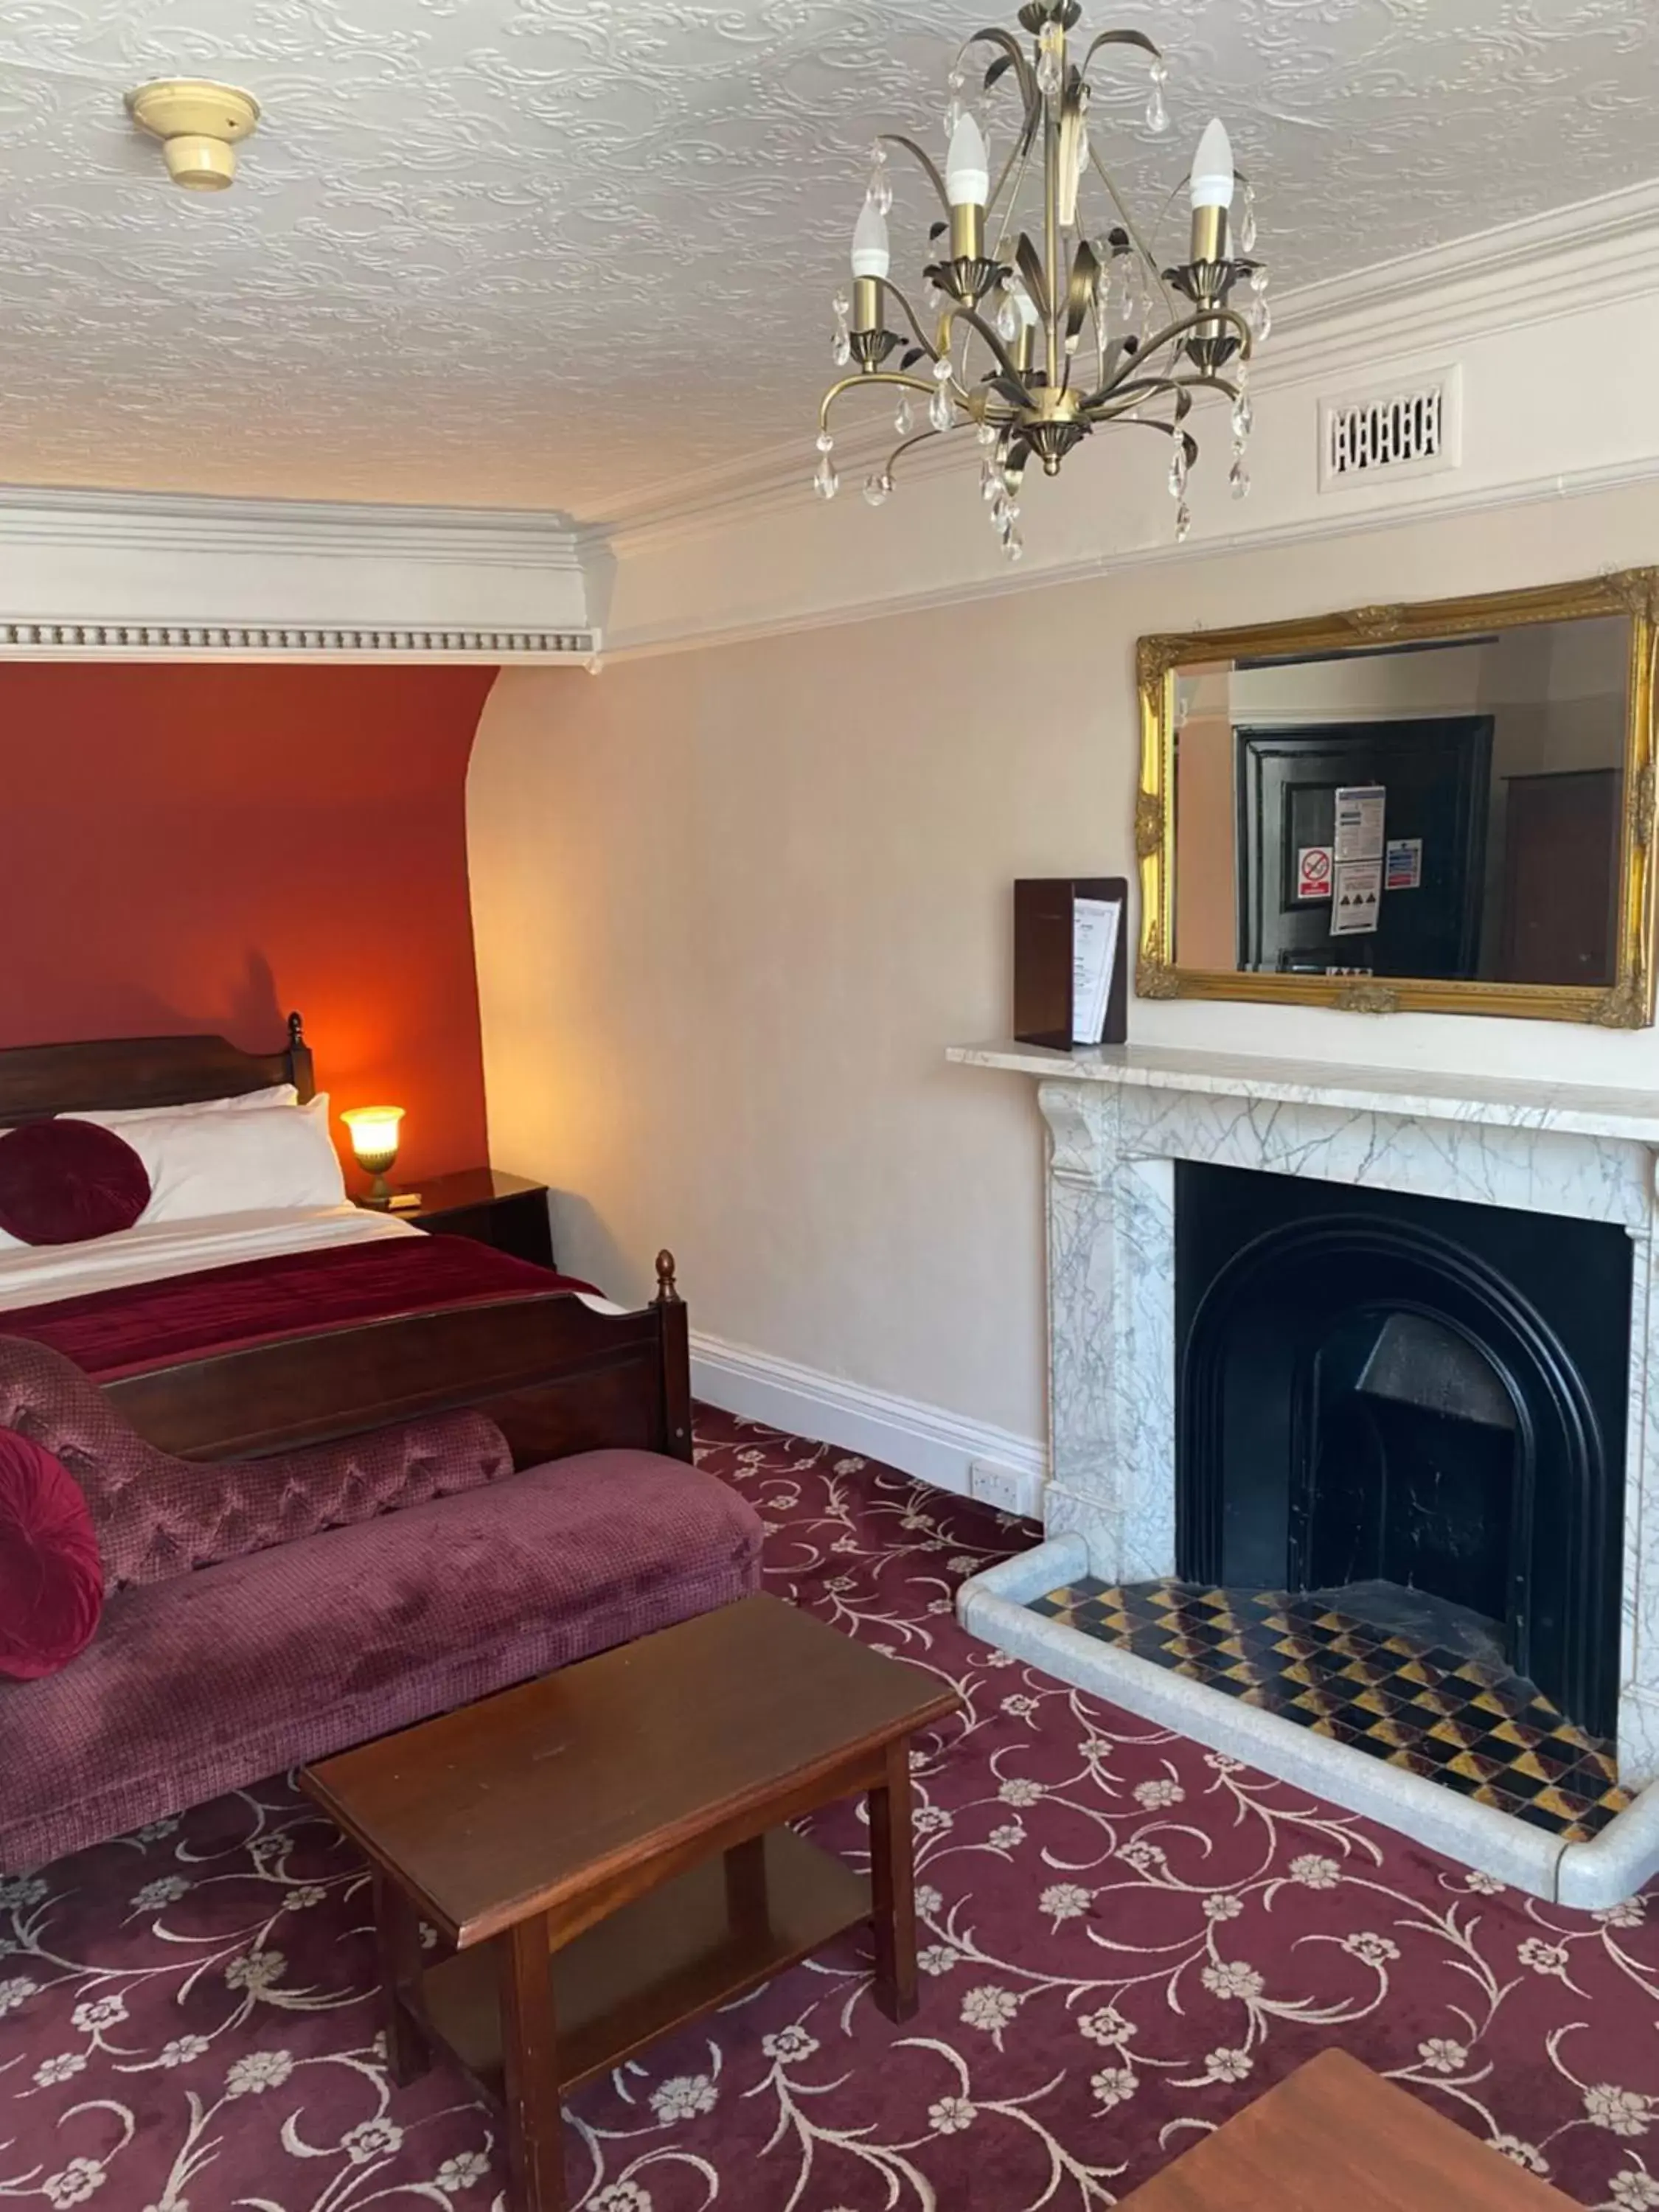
[{"left": 299, "top": 1681, "right": 963, "bottom": 1950}]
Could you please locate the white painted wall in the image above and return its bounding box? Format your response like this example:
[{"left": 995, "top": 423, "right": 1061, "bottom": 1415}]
[{"left": 467, "top": 474, "right": 1659, "bottom": 1484}]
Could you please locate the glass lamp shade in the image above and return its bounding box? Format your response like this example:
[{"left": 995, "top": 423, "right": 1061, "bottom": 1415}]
[{"left": 341, "top": 1105, "right": 404, "bottom": 1202}]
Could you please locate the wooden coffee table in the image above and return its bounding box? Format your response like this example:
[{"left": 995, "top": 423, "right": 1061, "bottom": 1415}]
[
  {"left": 301, "top": 1593, "right": 961, "bottom": 2212},
  {"left": 1118, "top": 2048, "right": 1576, "bottom": 2208}
]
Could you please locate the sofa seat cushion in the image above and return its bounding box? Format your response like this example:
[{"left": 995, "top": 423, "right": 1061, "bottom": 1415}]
[{"left": 0, "top": 1448, "right": 763, "bottom": 1874}]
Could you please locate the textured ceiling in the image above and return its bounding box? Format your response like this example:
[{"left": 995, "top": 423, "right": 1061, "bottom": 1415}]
[{"left": 0, "top": 0, "right": 1656, "bottom": 521}]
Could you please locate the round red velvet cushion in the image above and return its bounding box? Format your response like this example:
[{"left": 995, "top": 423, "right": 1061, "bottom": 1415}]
[
  {"left": 0, "top": 1430, "right": 103, "bottom": 1680},
  {"left": 0, "top": 1119, "right": 150, "bottom": 1245}
]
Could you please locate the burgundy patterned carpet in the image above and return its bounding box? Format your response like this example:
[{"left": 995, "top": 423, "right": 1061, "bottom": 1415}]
[{"left": 6, "top": 1411, "right": 1659, "bottom": 2211}]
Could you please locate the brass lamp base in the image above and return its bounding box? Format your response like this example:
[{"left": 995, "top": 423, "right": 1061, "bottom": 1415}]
[{"left": 358, "top": 1151, "right": 398, "bottom": 1207}]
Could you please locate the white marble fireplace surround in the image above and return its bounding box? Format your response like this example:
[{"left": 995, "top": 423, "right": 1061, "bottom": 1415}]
[{"left": 947, "top": 1040, "right": 1659, "bottom": 1906}]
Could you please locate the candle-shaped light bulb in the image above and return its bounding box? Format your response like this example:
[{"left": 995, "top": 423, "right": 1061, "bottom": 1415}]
[
  {"left": 1189, "top": 117, "right": 1234, "bottom": 211},
  {"left": 850, "top": 198, "right": 891, "bottom": 279},
  {"left": 945, "top": 111, "right": 990, "bottom": 207}
]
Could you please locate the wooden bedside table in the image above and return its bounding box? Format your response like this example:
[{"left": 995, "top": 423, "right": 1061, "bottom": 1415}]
[{"left": 369, "top": 1168, "right": 555, "bottom": 1270}]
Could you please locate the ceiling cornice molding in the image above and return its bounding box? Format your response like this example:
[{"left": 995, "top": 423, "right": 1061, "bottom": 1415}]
[
  {"left": 0, "top": 618, "right": 597, "bottom": 662},
  {"left": 597, "top": 452, "right": 1659, "bottom": 665},
  {"left": 1262, "top": 174, "right": 1659, "bottom": 388},
  {"left": 0, "top": 484, "right": 585, "bottom": 571},
  {"left": 0, "top": 484, "right": 594, "bottom": 655},
  {"left": 590, "top": 177, "right": 1659, "bottom": 561}
]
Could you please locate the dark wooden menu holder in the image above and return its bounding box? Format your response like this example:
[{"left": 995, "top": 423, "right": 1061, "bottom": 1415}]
[{"left": 1014, "top": 877, "right": 1130, "bottom": 1049}]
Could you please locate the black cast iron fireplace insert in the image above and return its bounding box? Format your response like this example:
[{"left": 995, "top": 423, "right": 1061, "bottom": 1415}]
[{"left": 1175, "top": 1163, "right": 1630, "bottom": 1742}]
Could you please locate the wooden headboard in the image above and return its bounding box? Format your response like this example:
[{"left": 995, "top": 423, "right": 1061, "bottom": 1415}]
[{"left": 0, "top": 1013, "right": 316, "bottom": 1123}]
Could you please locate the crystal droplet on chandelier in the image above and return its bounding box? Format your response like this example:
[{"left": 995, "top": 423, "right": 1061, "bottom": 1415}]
[
  {"left": 929, "top": 384, "right": 954, "bottom": 433},
  {"left": 831, "top": 288, "right": 851, "bottom": 367},
  {"left": 1239, "top": 180, "right": 1258, "bottom": 255},
  {"left": 1036, "top": 24, "right": 1062, "bottom": 98},
  {"left": 1231, "top": 392, "right": 1253, "bottom": 439},
  {"left": 1168, "top": 444, "right": 1188, "bottom": 499},
  {"left": 1175, "top": 499, "right": 1191, "bottom": 542},
  {"left": 867, "top": 142, "right": 894, "bottom": 216},
  {"left": 996, "top": 292, "right": 1019, "bottom": 344},
  {"left": 863, "top": 473, "right": 891, "bottom": 507},
  {"left": 1003, "top": 529, "right": 1025, "bottom": 563},
  {"left": 894, "top": 392, "right": 915, "bottom": 437},
  {"left": 1145, "top": 79, "right": 1169, "bottom": 134},
  {"left": 813, "top": 454, "right": 840, "bottom": 500},
  {"left": 1229, "top": 453, "right": 1251, "bottom": 501}
]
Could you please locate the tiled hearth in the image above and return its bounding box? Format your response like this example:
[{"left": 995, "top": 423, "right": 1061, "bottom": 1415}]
[
  {"left": 1029, "top": 1576, "right": 1630, "bottom": 1843},
  {"left": 947, "top": 1040, "right": 1659, "bottom": 1905}
]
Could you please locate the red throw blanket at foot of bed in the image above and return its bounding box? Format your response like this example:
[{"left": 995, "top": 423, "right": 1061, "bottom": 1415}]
[{"left": 0, "top": 1235, "right": 597, "bottom": 1382}]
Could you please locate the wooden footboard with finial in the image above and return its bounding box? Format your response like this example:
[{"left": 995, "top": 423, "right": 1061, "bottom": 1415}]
[{"left": 101, "top": 1250, "right": 692, "bottom": 1466}]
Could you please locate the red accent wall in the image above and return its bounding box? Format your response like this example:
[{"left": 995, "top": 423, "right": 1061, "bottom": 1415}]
[{"left": 0, "top": 663, "right": 498, "bottom": 1182}]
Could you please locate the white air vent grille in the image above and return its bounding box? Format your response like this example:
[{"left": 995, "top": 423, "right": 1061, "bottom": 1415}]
[{"left": 1318, "top": 366, "right": 1462, "bottom": 493}]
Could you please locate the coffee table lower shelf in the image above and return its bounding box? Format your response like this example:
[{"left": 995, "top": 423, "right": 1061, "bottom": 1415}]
[{"left": 419, "top": 1824, "right": 870, "bottom": 2095}]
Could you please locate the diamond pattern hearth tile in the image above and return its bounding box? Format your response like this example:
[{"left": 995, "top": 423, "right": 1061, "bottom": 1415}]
[{"left": 1026, "top": 1579, "right": 1630, "bottom": 1843}]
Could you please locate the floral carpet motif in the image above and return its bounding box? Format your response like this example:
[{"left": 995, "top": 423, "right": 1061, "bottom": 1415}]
[{"left": 5, "top": 1410, "right": 1659, "bottom": 2210}]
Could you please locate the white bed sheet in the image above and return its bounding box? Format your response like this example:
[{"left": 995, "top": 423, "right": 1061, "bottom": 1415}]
[
  {"left": 0, "top": 1203, "right": 420, "bottom": 1314},
  {"left": 0, "top": 1201, "right": 625, "bottom": 1318}
]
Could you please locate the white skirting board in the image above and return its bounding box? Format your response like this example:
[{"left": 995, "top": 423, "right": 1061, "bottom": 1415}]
[{"left": 689, "top": 1331, "right": 1046, "bottom": 1502}]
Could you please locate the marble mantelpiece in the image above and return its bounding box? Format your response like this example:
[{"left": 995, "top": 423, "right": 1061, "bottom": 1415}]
[
  {"left": 948, "top": 1040, "right": 1659, "bottom": 1904},
  {"left": 947, "top": 1039, "right": 1659, "bottom": 1145}
]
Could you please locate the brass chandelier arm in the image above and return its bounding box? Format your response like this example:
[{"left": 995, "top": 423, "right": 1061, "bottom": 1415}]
[
  {"left": 877, "top": 133, "right": 950, "bottom": 216},
  {"left": 957, "top": 27, "right": 1040, "bottom": 136},
  {"left": 1063, "top": 239, "right": 1102, "bottom": 364},
  {"left": 988, "top": 129, "right": 1036, "bottom": 264},
  {"left": 1166, "top": 371, "right": 1245, "bottom": 406},
  {"left": 940, "top": 300, "right": 1030, "bottom": 392},
  {"left": 1085, "top": 372, "right": 1193, "bottom": 420},
  {"left": 1088, "top": 145, "right": 1176, "bottom": 322},
  {"left": 877, "top": 277, "right": 948, "bottom": 364},
  {"left": 883, "top": 425, "right": 953, "bottom": 481},
  {"left": 1099, "top": 305, "right": 1253, "bottom": 388},
  {"left": 817, "top": 369, "right": 939, "bottom": 437},
  {"left": 1086, "top": 387, "right": 1192, "bottom": 431},
  {"left": 1078, "top": 27, "right": 1161, "bottom": 71},
  {"left": 987, "top": 102, "right": 1040, "bottom": 218}
]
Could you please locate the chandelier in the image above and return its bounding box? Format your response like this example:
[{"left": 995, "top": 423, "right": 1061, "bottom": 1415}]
[{"left": 813, "top": 1, "right": 1267, "bottom": 560}]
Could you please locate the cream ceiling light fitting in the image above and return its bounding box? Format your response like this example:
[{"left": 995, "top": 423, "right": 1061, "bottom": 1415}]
[
  {"left": 814, "top": 2, "right": 1267, "bottom": 559},
  {"left": 125, "top": 80, "right": 261, "bottom": 192}
]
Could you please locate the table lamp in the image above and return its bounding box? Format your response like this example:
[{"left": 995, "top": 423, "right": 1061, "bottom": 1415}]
[{"left": 341, "top": 1105, "right": 405, "bottom": 1206}]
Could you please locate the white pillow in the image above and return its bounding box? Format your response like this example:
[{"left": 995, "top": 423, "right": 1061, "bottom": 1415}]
[
  {"left": 80, "top": 1084, "right": 299, "bottom": 1127},
  {"left": 109, "top": 1093, "right": 346, "bottom": 1222}
]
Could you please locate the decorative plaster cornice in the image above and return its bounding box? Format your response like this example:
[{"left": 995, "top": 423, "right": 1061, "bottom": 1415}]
[
  {"left": 0, "top": 485, "right": 584, "bottom": 570},
  {"left": 0, "top": 619, "right": 597, "bottom": 661},
  {"left": 599, "top": 451, "right": 1659, "bottom": 664},
  {"left": 0, "top": 485, "right": 595, "bottom": 658},
  {"left": 591, "top": 176, "right": 1659, "bottom": 563}
]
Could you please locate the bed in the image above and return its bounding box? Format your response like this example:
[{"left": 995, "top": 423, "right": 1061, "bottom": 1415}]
[{"left": 0, "top": 1015, "right": 692, "bottom": 1467}]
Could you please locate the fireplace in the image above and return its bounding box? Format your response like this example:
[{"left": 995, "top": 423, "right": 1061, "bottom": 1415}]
[
  {"left": 1175, "top": 1163, "right": 1629, "bottom": 1739},
  {"left": 949, "top": 1036, "right": 1659, "bottom": 1902}
]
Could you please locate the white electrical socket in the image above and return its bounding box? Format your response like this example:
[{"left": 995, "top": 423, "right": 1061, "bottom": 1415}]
[{"left": 969, "top": 1458, "right": 1043, "bottom": 1520}]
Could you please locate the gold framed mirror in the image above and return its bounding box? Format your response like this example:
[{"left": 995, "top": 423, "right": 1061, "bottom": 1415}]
[{"left": 1135, "top": 571, "right": 1659, "bottom": 1026}]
